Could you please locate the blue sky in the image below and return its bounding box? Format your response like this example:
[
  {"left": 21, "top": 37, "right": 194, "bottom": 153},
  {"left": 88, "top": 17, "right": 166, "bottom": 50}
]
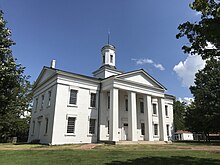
[{"left": 1, "top": 0, "right": 206, "bottom": 100}]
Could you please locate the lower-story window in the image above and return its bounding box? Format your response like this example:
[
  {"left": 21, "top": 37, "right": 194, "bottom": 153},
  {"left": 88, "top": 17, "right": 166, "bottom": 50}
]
[
  {"left": 67, "top": 117, "right": 76, "bottom": 134},
  {"left": 166, "top": 124, "right": 169, "bottom": 136},
  {"left": 141, "top": 123, "right": 145, "bottom": 135},
  {"left": 89, "top": 119, "right": 96, "bottom": 134},
  {"left": 154, "top": 124, "right": 158, "bottom": 136}
]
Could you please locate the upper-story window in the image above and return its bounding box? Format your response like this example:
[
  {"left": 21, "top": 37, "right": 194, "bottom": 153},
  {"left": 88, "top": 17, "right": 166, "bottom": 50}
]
[
  {"left": 102, "top": 55, "right": 105, "bottom": 64},
  {"left": 125, "top": 99, "right": 128, "bottom": 111},
  {"left": 35, "top": 98, "right": 38, "bottom": 111},
  {"left": 153, "top": 103, "right": 157, "bottom": 115},
  {"left": 110, "top": 55, "right": 113, "bottom": 63},
  {"left": 165, "top": 105, "right": 168, "bottom": 117},
  {"left": 48, "top": 91, "right": 52, "bottom": 107},
  {"left": 41, "top": 95, "right": 44, "bottom": 110},
  {"left": 140, "top": 101, "right": 144, "bottom": 113},
  {"left": 107, "top": 93, "right": 110, "bottom": 109},
  {"left": 90, "top": 93, "right": 96, "bottom": 108},
  {"left": 69, "top": 89, "right": 77, "bottom": 105}
]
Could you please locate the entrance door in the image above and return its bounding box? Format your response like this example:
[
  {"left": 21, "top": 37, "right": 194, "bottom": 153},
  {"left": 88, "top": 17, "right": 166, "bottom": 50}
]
[{"left": 123, "top": 123, "right": 128, "bottom": 140}]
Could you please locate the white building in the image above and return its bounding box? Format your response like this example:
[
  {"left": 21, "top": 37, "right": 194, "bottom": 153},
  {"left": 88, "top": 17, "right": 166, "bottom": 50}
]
[
  {"left": 28, "top": 44, "right": 174, "bottom": 145},
  {"left": 174, "top": 130, "right": 194, "bottom": 141}
]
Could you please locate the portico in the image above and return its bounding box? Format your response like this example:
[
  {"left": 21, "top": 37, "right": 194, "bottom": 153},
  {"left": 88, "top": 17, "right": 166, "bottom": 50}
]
[{"left": 101, "top": 70, "right": 170, "bottom": 142}]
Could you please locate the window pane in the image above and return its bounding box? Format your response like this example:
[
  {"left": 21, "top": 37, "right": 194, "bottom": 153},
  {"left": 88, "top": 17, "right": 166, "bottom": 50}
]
[
  {"left": 90, "top": 93, "right": 96, "bottom": 107},
  {"left": 41, "top": 95, "right": 44, "bottom": 109},
  {"left": 141, "top": 123, "right": 145, "bottom": 135},
  {"left": 154, "top": 124, "right": 158, "bottom": 136},
  {"left": 48, "top": 91, "right": 51, "bottom": 106},
  {"left": 166, "top": 124, "right": 169, "bottom": 136},
  {"left": 67, "top": 117, "right": 76, "bottom": 133},
  {"left": 69, "top": 90, "right": 77, "bottom": 105},
  {"left": 125, "top": 99, "right": 128, "bottom": 111},
  {"left": 89, "top": 119, "right": 96, "bottom": 134},
  {"left": 107, "top": 94, "right": 110, "bottom": 109},
  {"left": 140, "top": 101, "right": 144, "bottom": 113},
  {"left": 165, "top": 105, "right": 168, "bottom": 116},
  {"left": 153, "top": 104, "right": 157, "bottom": 114},
  {"left": 45, "top": 118, "right": 48, "bottom": 134}
]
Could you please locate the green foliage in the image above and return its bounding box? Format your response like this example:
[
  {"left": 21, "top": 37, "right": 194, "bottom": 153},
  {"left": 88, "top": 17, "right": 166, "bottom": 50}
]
[
  {"left": 0, "top": 10, "right": 32, "bottom": 142},
  {"left": 176, "top": 0, "right": 220, "bottom": 59},
  {"left": 188, "top": 58, "right": 220, "bottom": 134},
  {"left": 173, "top": 101, "right": 187, "bottom": 132}
]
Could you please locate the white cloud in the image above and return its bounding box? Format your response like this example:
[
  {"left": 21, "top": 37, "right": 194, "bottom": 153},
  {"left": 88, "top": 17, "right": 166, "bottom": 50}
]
[
  {"left": 132, "top": 58, "right": 153, "bottom": 65},
  {"left": 132, "top": 58, "right": 165, "bottom": 71},
  {"left": 154, "top": 63, "right": 165, "bottom": 71},
  {"left": 178, "top": 97, "right": 194, "bottom": 105},
  {"left": 173, "top": 55, "right": 206, "bottom": 87}
]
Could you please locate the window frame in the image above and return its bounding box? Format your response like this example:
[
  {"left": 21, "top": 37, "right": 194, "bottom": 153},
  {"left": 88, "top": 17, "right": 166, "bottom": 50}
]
[
  {"left": 90, "top": 93, "right": 96, "bottom": 108},
  {"left": 67, "top": 117, "right": 76, "bottom": 134},
  {"left": 141, "top": 123, "right": 145, "bottom": 135},
  {"left": 47, "top": 91, "right": 52, "bottom": 107},
  {"left": 41, "top": 95, "right": 44, "bottom": 110},
  {"left": 45, "top": 118, "right": 49, "bottom": 135},
  {"left": 69, "top": 89, "right": 78, "bottom": 105},
  {"left": 89, "top": 119, "right": 96, "bottom": 134},
  {"left": 140, "top": 101, "right": 144, "bottom": 113},
  {"left": 152, "top": 103, "right": 157, "bottom": 115},
  {"left": 165, "top": 105, "right": 168, "bottom": 117},
  {"left": 154, "top": 124, "right": 158, "bottom": 136}
]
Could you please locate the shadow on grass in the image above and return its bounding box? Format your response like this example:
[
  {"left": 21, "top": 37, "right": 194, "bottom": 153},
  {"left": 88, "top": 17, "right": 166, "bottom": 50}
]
[
  {"left": 105, "top": 156, "right": 220, "bottom": 165},
  {"left": 174, "top": 141, "right": 220, "bottom": 146}
]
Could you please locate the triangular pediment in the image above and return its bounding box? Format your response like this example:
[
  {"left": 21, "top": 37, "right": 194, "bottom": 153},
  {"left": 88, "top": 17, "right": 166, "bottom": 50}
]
[
  {"left": 34, "top": 67, "right": 56, "bottom": 88},
  {"left": 115, "top": 69, "right": 166, "bottom": 90}
]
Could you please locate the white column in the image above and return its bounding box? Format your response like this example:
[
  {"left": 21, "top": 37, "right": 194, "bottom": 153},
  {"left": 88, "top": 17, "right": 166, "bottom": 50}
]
[
  {"left": 128, "top": 91, "right": 137, "bottom": 141},
  {"left": 144, "top": 95, "right": 154, "bottom": 141},
  {"left": 158, "top": 98, "right": 168, "bottom": 141},
  {"left": 109, "top": 88, "right": 119, "bottom": 141}
]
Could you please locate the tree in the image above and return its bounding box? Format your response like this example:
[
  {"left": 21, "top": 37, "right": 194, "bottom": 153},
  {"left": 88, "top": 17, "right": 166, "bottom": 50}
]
[
  {"left": 0, "top": 10, "right": 32, "bottom": 142},
  {"left": 176, "top": 0, "right": 220, "bottom": 59},
  {"left": 173, "top": 101, "right": 187, "bottom": 132},
  {"left": 188, "top": 58, "right": 220, "bottom": 137}
]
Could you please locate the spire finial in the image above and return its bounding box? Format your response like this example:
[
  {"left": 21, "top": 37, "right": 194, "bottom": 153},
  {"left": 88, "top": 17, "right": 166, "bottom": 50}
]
[{"left": 107, "top": 29, "right": 110, "bottom": 45}]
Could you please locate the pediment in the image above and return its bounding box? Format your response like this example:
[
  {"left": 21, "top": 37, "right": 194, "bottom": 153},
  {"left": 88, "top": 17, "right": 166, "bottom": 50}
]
[
  {"left": 115, "top": 70, "right": 166, "bottom": 90},
  {"left": 34, "top": 67, "right": 56, "bottom": 88}
]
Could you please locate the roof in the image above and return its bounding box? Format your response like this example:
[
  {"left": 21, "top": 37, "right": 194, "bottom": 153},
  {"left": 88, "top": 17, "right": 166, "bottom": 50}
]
[
  {"left": 176, "top": 130, "right": 193, "bottom": 134},
  {"left": 114, "top": 69, "right": 167, "bottom": 90}
]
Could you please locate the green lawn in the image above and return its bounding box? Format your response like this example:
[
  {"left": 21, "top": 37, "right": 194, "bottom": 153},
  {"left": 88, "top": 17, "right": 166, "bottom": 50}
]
[{"left": 0, "top": 143, "right": 220, "bottom": 165}]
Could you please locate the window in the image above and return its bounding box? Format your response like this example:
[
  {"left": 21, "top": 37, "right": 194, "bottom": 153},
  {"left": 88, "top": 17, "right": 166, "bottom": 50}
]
[
  {"left": 48, "top": 91, "right": 51, "bottom": 107},
  {"left": 89, "top": 119, "right": 96, "bottom": 134},
  {"left": 90, "top": 93, "right": 96, "bottom": 107},
  {"left": 41, "top": 95, "right": 44, "bottom": 109},
  {"left": 140, "top": 101, "right": 144, "bottom": 113},
  {"left": 125, "top": 99, "right": 128, "bottom": 111},
  {"left": 69, "top": 89, "right": 77, "bottom": 105},
  {"left": 166, "top": 124, "right": 169, "bottom": 136},
  {"left": 141, "top": 123, "right": 145, "bottom": 135},
  {"left": 107, "top": 94, "right": 110, "bottom": 109},
  {"left": 67, "top": 117, "right": 76, "bottom": 133},
  {"left": 32, "top": 121, "right": 35, "bottom": 134},
  {"left": 165, "top": 105, "right": 168, "bottom": 117},
  {"left": 45, "top": 118, "right": 48, "bottom": 134},
  {"left": 153, "top": 103, "right": 157, "bottom": 115},
  {"left": 154, "top": 124, "right": 158, "bottom": 136},
  {"left": 35, "top": 98, "right": 38, "bottom": 111},
  {"left": 110, "top": 55, "right": 113, "bottom": 63},
  {"left": 103, "top": 55, "right": 105, "bottom": 64},
  {"left": 107, "top": 120, "right": 109, "bottom": 134}
]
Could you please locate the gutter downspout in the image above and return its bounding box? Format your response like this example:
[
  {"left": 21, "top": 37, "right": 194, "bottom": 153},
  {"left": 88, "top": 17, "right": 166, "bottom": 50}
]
[{"left": 97, "top": 82, "right": 102, "bottom": 142}]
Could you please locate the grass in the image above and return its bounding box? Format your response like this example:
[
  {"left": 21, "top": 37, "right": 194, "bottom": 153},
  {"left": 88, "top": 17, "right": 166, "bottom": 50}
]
[{"left": 0, "top": 143, "right": 220, "bottom": 165}]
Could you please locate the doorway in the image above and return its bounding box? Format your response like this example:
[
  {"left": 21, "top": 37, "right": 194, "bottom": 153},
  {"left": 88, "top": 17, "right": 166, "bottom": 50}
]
[{"left": 122, "top": 123, "right": 128, "bottom": 140}]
